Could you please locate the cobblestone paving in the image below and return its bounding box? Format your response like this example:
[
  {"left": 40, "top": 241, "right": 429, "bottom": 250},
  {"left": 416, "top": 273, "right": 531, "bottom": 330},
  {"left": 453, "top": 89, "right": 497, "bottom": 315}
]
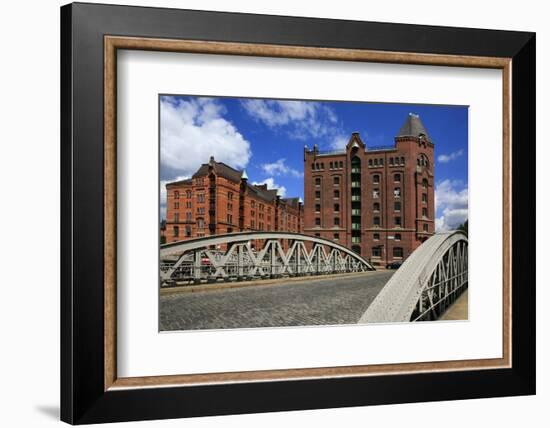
[{"left": 160, "top": 271, "right": 394, "bottom": 331}]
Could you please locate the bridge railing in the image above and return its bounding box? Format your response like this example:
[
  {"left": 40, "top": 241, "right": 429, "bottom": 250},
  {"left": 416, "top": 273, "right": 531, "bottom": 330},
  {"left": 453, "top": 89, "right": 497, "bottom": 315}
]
[
  {"left": 359, "top": 231, "right": 468, "bottom": 323},
  {"left": 160, "top": 231, "right": 375, "bottom": 286}
]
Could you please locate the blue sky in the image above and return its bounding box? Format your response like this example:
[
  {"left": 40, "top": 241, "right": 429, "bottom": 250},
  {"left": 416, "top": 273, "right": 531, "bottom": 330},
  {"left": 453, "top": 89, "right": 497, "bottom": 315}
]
[{"left": 160, "top": 95, "right": 468, "bottom": 231}]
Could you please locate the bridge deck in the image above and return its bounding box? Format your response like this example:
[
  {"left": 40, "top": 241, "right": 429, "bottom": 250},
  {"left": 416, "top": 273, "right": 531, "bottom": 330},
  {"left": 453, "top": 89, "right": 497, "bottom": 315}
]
[
  {"left": 440, "top": 289, "right": 469, "bottom": 321},
  {"left": 160, "top": 271, "right": 393, "bottom": 331}
]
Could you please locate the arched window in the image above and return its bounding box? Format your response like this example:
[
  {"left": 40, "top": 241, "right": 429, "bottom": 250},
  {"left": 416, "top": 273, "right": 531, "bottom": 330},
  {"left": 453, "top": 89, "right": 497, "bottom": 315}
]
[
  {"left": 422, "top": 178, "right": 428, "bottom": 190},
  {"left": 400, "top": 156, "right": 405, "bottom": 165},
  {"left": 373, "top": 202, "right": 380, "bottom": 211},
  {"left": 315, "top": 177, "right": 321, "bottom": 186},
  {"left": 374, "top": 158, "right": 379, "bottom": 166},
  {"left": 333, "top": 176, "right": 340, "bottom": 185},
  {"left": 394, "top": 173, "right": 401, "bottom": 182},
  {"left": 368, "top": 159, "right": 373, "bottom": 167},
  {"left": 329, "top": 161, "right": 333, "bottom": 169},
  {"left": 174, "top": 190, "right": 180, "bottom": 199},
  {"left": 373, "top": 174, "right": 380, "bottom": 183},
  {"left": 339, "top": 161, "right": 343, "bottom": 169}
]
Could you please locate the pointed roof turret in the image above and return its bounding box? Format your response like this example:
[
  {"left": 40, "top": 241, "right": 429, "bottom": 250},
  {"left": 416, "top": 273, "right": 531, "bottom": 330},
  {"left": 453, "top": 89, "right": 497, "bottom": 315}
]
[
  {"left": 397, "top": 113, "right": 430, "bottom": 141},
  {"left": 241, "top": 169, "right": 248, "bottom": 180}
]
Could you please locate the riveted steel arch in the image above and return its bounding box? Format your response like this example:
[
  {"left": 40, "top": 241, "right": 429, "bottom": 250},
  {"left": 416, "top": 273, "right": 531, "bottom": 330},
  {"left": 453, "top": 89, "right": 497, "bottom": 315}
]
[
  {"left": 160, "top": 231, "right": 375, "bottom": 286},
  {"left": 359, "top": 231, "right": 468, "bottom": 323}
]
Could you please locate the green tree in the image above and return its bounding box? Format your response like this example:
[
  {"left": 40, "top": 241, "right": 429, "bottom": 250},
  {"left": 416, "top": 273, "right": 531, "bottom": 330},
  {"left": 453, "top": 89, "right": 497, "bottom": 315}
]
[{"left": 458, "top": 219, "right": 468, "bottom": 235}]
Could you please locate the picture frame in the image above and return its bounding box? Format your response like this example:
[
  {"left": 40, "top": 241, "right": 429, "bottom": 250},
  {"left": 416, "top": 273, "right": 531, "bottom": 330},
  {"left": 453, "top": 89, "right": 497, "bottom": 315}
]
[{"left": 60, "top": 2, "right": 535, "bottom": 424}]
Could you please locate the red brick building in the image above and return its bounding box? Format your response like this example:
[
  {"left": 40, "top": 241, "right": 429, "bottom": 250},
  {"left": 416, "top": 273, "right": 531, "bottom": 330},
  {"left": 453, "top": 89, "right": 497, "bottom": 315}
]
[
  {"left": 303, "top": 113, "right": 435, "bottom": 266},
  {"left": 164, "top": 157, "right": 303, "bottom": 245}
]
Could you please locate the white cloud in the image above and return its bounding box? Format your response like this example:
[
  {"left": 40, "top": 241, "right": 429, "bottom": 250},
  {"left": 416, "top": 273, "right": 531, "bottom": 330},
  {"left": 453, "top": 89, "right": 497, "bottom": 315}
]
[
  {"left": 160, "top": 97, "right": 251, "bottom": 177},
  {"left": 261, "top": 158, "right": 303, "bottom": 178},
  {"left": 252, "top": 177, "right": 287, "bottom": 198},
  {"left": 437, "top": 149, "right": 464, "bottom": 163},
  {"left": 435, "top": 179, "right": 468, "bottom": 232},
  {"left": 241, "top": 99, "right": 346, "bottom": 146}
]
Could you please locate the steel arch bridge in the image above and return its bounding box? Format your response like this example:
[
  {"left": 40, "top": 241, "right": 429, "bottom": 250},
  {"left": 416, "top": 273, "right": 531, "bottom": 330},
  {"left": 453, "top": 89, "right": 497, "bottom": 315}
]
[
  {"left": 160, "top": 232, "right": 375, "bottom": 286},
  {"left": 359, "top": 231, "right": 468, "bottom": 323}
]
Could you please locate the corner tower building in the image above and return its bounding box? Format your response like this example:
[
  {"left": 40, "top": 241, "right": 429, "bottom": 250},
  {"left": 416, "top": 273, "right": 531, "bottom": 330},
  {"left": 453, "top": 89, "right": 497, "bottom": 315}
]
[{"left": 303, "top": 113, "right": 435, "bottom": 266}]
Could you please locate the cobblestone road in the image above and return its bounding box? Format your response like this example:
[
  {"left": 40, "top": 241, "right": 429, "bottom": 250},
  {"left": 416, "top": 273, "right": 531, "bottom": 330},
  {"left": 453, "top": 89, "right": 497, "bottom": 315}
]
[{"left": 160, "top": 271, "right": 394, "bottom": 331}]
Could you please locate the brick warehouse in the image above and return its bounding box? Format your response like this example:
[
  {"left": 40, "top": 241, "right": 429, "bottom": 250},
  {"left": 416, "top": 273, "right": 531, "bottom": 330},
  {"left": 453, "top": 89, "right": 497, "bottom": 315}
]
[
  {"left": 164, "top": 157, "right": 303, "bottom": 246},
  {"left": 303, "top": 113, "right": 435, "bottom": 266}
]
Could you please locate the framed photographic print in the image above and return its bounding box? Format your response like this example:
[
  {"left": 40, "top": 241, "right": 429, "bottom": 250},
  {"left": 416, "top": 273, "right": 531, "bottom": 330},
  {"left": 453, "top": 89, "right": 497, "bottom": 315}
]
[{"left": 61, "top": 2, "right": 536, "bottom": 424}]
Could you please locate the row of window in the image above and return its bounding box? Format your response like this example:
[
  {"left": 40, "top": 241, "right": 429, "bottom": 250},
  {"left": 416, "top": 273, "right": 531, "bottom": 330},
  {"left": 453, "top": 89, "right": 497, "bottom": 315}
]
[
  {"left": 311, "top": 161, "right": 345, "bottom": 171},
  {"left": 314, "top": 176, "right": 340, "bottom": 186}
]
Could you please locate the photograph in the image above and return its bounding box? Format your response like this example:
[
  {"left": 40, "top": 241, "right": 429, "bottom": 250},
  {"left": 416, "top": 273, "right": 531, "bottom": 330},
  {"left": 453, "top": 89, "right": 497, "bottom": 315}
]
[{"left": 158, "top": 95, "right": 469, "bottom": 331}]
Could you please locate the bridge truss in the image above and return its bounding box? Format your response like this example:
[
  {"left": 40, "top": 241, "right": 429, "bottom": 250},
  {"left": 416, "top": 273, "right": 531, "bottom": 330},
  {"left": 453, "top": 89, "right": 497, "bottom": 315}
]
[
  {"left": 359, "top": 231, "right": 468, "bottom": 323},
  {"left": 160, "top": 232, "right": 375, "bottom": 286}
]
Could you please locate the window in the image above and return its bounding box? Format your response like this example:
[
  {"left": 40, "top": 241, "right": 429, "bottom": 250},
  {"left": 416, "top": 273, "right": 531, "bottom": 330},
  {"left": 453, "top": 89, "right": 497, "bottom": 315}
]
[
  {"left": 329, "top": 162, "right": 333, "bottom": 169},
  {"left": 315, "top": 190, "right": 321, "bottom": 199},
  {"left": 197, "top": 207, "right": 205, "bottom": 215},
  {"left": 423, "top": 223, "right": 429, "bottom": 232},
  {"left": 227, "top": 214, "right": 233, "bottom": 224},
  {"left": 259, "top": 204, "right": 264, "bottom": 211},
  {"left": 186, "top": 212, "right": 192, "bottom": 221},
  {"left": 197, "top": 218, "right": 205, "bottom": 229},
  {"left": 394, "top": 173, "right": 401, "bottom": 182},
  {"left": 393, "top": 247, "right": 403, "bottom": 258},
  {"left": 321, "top": 163, "right": 324, "bottom": 170},
  {"left": 352, "top": 236, "right": 361, "bottom": 244},
  {"left": 373, "top": 233, "right": 380, "bottom": 241},
  {"left": 174, "top": 202, "right": 179, "bottom": 209},
  {"left": 185, "top": 226, "right": 191, "bottom": 237},
  {"left": 173, "top": 226, "right": 179, "bottom": 237},
  {"left": 400, "top": 157, "right": 405, "bottom": 165},
  {"left": 251, "top": 200, "right": 256, "bottom": 208},
  {"left": 422, "top": 178, "right": 428, "bottom": 190},
  {"left": 368, "top": 159, "right": 373, "bottom": 167},
  {"left": 315, "top": 233, "right": 321, "bottom": 237},
  {"left": 372, "top": 247, "right": 382, "bottom": 257},
  {"left": 228, "top": 192, "right": 233, "bottom": 200},
  {"left": 339, "top": 161, "right": 343, "bottom": 169},
  {"left": 380, "top": 158, "right": 384, "bottom": 166},
  {"left": 333, "top": 176, "right": 340, "bottom": 185},
  {"left": 373, "top": 174, "right": 380, "bottom": 183},
  {"left": 373, "top": 189, "right": 380, "bottom": 199},
  {"left": 186, "top": 201, "right": 192, "bottom": 208},
  {"left": 174, "top": 213, "right": 179, "bottom": 222},
  {"left": 395, "top": 233, "right": 401, "bottom": 241},
  {"left": 334, "top": 203, "right": 340, "bottom": 212},
  {"left": 315, "top": 217, "right": 321, "bottom": 226},
  {"left": 333, "top": 233, "right": 340, "bottom": 241},
  {"left": 373, "top": 216, "right": 380, "bottom": 226},
  {"left": 227, "top": 202, "right": 233, "bottom": 211},
  {"left": 394, "top": 201, "right": 401, "bottom": 212},
  {"left": 422, "top": 207, "right": 428, "bottom": 217},
  {"left": 186, "top": 190, "right": 192, "bottom": 199},
  {"left": 394, "top": 187, "right": 401, "bottom": 198},
  {"left": 334, "top": 190, "right": 340, "bottom": 199},
  {"left": 373, "top": 202, "right": 380, "bottom": 211},
  {"left": 311, "top": 163, "right": 316, "bottom": 170},
  {"left": 197, "top": 193, "right": 205, "bottom": 203},
  {"left": 334, "top": 217, "right": 340, "bottom": 226},
  {"left": 251, "top": 220, "right": 255, "bottom": 229},
  {"left": 174, "top": 190, "right": 180, "bottom": 199},
  {"left": 374, "top": 158, "right": 378, "bottom": 166},
  {"left": 251, "top": 210, "right": 255, "bottom": 217},
  {"left": 422, "top": 193, "right": 428, "bottom": 203},
  {"left": 394, "top": 217, "right": 401, "bottom": 226},
  {"left": 315, "top": 177, "right": 321, "bottom": 186},
  {"left": 389, "top": 157, "right": 394, "bottom": 166},
  {"left": 315, "top": 204, "right": 321, "bottom": 212}
]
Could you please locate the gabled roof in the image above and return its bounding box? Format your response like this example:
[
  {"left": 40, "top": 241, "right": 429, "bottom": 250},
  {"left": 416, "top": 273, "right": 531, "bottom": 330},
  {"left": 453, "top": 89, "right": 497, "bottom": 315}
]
[
  {"left": 166, "top": 178, "right": 192, "bottom": 187},
  {"left": 247, "top": 183, "right": 278, "bottom": 202},
  {"left": 192, "top": 159, "right": 243, "bottom": 183},
  {"left": 397, "top": 113, "right": 430, "bottom": 140}
]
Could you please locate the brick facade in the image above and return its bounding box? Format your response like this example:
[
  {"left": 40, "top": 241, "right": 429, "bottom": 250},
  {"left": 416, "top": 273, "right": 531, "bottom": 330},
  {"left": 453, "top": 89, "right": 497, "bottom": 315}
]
[
  {"left": 303, "top": 113, "right": 435, "bottom": 266},
  {"left": 165, "top": 157, "right": 303, "bottom": 247}
]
